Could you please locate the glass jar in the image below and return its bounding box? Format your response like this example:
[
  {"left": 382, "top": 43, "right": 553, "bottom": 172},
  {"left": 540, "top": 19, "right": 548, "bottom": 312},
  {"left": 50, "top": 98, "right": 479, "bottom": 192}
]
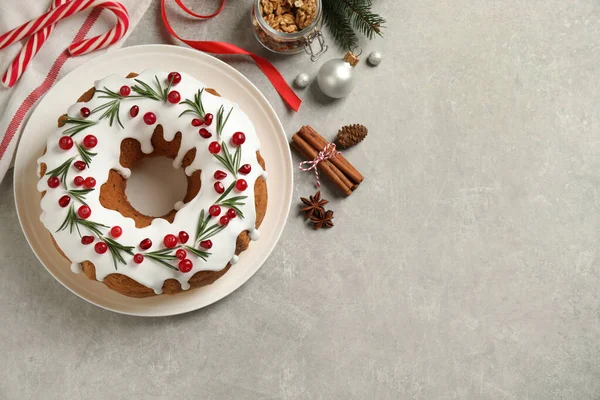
[{"left": 251, "top": 0, "right": 328, "bottom": 61}]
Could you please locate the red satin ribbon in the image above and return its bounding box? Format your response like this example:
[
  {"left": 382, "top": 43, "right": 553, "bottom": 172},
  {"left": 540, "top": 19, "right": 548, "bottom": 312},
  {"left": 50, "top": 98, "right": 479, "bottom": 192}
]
[{"left": 161, "top": 0, "right": 301, "bottom": 111}]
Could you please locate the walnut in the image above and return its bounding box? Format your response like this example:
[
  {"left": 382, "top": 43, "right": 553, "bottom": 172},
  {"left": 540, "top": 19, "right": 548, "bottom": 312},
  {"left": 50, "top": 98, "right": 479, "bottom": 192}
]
[{"left": 260, "top": 0, "right": 317, "bottom": 32}]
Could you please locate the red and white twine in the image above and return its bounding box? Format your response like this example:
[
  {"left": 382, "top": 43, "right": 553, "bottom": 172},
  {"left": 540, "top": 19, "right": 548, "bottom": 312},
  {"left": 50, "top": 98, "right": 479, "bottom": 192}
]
[
  {"left": 299, "top": 143, "right": 341, "bottom": 188},
  {"left": 0, "top": 0, "right": 129, "bottom": 88}
]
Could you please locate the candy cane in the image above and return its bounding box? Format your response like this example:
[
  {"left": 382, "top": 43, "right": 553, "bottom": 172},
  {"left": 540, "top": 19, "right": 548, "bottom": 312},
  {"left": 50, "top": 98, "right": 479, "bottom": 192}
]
[
  {"left": 2, "top": 0, "right": 67, "bottom": 88},
  {"left": 0, "top": 0, "right": 129, "bottom": 87}
]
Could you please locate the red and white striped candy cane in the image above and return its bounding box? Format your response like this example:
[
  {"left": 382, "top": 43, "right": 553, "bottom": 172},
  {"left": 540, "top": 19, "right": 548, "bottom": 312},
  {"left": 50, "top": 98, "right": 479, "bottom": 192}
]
[
  {"left": 2, "top": 0, "right": 68, "bottom": 88},
  {"left": 0, "top": 0, "right": 129, "bottom": 87}
]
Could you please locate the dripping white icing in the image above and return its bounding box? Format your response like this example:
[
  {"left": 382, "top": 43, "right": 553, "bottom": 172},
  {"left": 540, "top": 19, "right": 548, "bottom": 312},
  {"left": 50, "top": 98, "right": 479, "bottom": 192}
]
[
  {"left": 261, "top": 171, "right": 268, "bottom": 181},
  {"left": 249, "top": 229, "right": 260, "bottom": 241},
  {"left": 230, "top": 255, "right": 239, "bottom": 265},
  {"left": 70, "top": 262, "right": 82, "bottom": 274},
  {"left": 174, "top": 201, "right": 184, "bottom": 211},
  {"left": 37, "top": 70, "right": 264, "bottom": 294}
]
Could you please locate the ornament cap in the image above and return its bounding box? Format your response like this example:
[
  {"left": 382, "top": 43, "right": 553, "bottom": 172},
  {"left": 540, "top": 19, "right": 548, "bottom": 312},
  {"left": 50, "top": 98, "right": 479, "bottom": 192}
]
[{"left": 343, "top": 51, "right": 360, "bottom": 67}]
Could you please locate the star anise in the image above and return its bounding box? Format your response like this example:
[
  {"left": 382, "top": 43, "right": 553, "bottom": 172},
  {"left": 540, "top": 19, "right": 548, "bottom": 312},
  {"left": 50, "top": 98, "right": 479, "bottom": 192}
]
[
  {"left": 300, "top": 191, "right": 329, "bottom": 219},
  {"left": 310, "top": 209, "right": 334, "bottom": 229}
]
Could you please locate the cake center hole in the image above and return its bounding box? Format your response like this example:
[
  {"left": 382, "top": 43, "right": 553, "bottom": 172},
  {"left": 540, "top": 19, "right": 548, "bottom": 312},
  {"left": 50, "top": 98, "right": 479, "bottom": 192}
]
[{"left": 125, "top": 156, "right": 187, "bottom": 217}]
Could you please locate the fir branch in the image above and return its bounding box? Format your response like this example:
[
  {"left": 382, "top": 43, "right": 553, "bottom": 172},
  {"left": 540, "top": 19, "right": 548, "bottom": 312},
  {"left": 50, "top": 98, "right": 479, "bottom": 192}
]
[
  {"left": 143, "top": 248, "right": 179, "bottom": 271},
  {"left": 103, "top": 237, "right": 134, "bottom": 270},
  {"left": 179, "top": 89, "right": 206, "bottom": 119},
  {"left": 323, "top": 1, "right": 358, "bottom": 50},
  {"left": 45, "top": 157, "right": 74, "bottom": 189},
  {"left": 75, "top": 143, "right": 97, "bottom": 168},
  {"left": 213, "top": 142, "right": 241, "bottom": 177},
  {"left": 184, "top": 245, "right": 210, "bottom": 261},
  {"left": 66, "top": 188, "right": 94, "bottom": 205},
  {"left": 323, "top": 0, "right": 386, "bottom": 49},
  {"left": 216, "top": 105, "right": 233, "bottom": 138},
  {"left": 62, "top": 117, "right": 98, "bottom": 137}
]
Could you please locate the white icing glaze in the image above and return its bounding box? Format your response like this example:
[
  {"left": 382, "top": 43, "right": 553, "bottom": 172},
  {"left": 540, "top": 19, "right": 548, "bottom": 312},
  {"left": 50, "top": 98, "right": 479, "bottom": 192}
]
[
  {"left": 249, "top": 229, "right": 260, "bottom": 241},
  {"left": 37, "top": 70, "right": 264, "bottom": 294},
  {"left": 230, "top": 255, "right": 239, "bottom": 265},
  {"left": 174, "top": 201, "right": 184, "bottom": 211}
]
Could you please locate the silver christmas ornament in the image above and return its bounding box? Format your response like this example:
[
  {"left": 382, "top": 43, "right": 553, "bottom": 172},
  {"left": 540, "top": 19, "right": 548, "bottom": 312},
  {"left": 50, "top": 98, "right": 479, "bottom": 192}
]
[
  {"left": 316, "top": 51, "right": 360, "bottom": 98},
  {"left": 367, "top": 51, "right": 382, "bottom": 66},
  {"left": 294, "top": 73, "right": 310, "bottom": 88}
]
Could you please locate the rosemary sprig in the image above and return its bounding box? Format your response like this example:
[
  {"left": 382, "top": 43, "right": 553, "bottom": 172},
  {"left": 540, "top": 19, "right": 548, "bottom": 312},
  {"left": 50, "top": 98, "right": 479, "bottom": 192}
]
[
  {"left": 93, "top": 99, "right": 124, "bottom": 128},
  {"left": 95, "top": 87, "right": 123, "bottom": 100},
  {"left": 45, "top": 157, "right": 74, "bottom": 189},
  {"left": 213, "top": 142, "right": 241, "bottom": 177},
  {"left": 185, "top": 245, "right": 210, "bottom": 262},
  {"left": 215, "top": 105, "right": 233, "bottom": 137},
  {"left": 104, "top": 236, "right": 134, "bottom": 270},
  {"left": 179, "top": 88, "right": 206, "bottom": 119},
  {"left": 143, "top": 248, "right": 179, "bottom": 271},
  {"left": 218, "top": 195, "right": 247, "bottom": 219},
  {"left": 131, "top": 76, "right": 169, "bottom": 102},
  {"left": 66, "top": 188, "right": 94, "bottom": 205},
  {"left": 75, "top": 143, "right": 97, "bottom": 168},
  {"left": 62, "top": 117, "right": 97, "bottom": 137},
  {"left": 56, "top": 205, "right": 108, "bottom": 237},
  {"left": 216, "top": 181, "right": 236, "bottom": 203},
  {"left": 195, "top": 209, "right": 226, "bottom": 244}
]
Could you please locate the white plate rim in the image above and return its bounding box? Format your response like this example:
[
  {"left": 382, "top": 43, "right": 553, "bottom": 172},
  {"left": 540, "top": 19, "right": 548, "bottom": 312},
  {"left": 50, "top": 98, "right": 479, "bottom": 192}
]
[{"left": 13, "top": 44, "right": 293, "bottom": 317}]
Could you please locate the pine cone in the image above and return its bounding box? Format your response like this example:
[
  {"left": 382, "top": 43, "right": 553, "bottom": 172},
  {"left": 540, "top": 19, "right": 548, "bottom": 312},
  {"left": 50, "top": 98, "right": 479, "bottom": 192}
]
[{"left": 335, "top": 124, "right": 368, "bottom": 149}]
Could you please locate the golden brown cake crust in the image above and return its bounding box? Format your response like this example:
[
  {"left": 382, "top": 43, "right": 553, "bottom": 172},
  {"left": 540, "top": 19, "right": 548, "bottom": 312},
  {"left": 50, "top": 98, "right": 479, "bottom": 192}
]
[{"left": 41, "top": 73, "right": 268, "bottom": 298}]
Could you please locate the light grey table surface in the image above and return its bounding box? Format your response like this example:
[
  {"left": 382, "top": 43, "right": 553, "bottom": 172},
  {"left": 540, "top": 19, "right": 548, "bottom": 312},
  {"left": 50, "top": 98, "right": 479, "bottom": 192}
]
[{"left": 1, "top": 1, "right": 599, "bottom": 399}]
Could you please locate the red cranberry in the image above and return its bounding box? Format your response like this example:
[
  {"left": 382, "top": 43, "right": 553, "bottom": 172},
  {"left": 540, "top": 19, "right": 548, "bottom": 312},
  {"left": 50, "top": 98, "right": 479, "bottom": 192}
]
[
  {"left": 192, "top": 118, "right": 203, "bottom": 127},
  {"left": 59, "top": 136, "right": 73, "bottom": 150},
  {"left": 239, "top": 164, "right": 251, "bottom": 174},
  {"left": 219, "top": 216, "right": 230, "bottom": 226},
  {"left": 227, "top": 209, "right": 237, "bottom": 219},
  {"left": 95, "top": 242, "right": 108, "bottom": 254},
  {"left": 77, "top": 205, "right": 91, "bottom": 219},
  {"left": 81, "top": 236, "right": 94, "bottom": 245},
  {"left": 110, "top": 226, "right": 122, "bottom": 238},
  {"left": 208, "top": 141, "right": 221, "bottom": 154},
  {"left": 83, "top": 135, "right": 97, "bottom": 149},
  {"left": 200, "top": 240, "right": 212, "bottom": 249},
  {"left": 214, "top": 182, "right": 224, "bottom": 194},
  {"left": 73, "top": 161, "right": 86, "bottom": 171},
  {"left": 80, "top": 107, "right": 90, "bottom": 118},
  {"left": 83, "top": 177, "right": 96, "bottom": 189},
  {"left": 167, "top": 91, "right": 181, "bottom": 104},
  {"left": 168, "top": 72, "right": 181, "bottom": 85},
  {"left": 199, "top": 128, "right": 211, "bottom": 139},
  {"left": 163, "top": 234, "right": 177, "bottom": 248},
  {"left": 140, "top": 238, "right": 152, "bottom": 250},
  {"left": 178, "top": 231, "right": 189, "bottom": 244},
  {"left": 47, "top": 176, "right": 60, "bottom": 188},
  {"left": 231, "top": 132, "right": 246, "bottom": 146},
  {"left": 214, "top": 170, "right": 227, "bottom": 180},
  {"left": 119, "top": 85, "right": 131, "bottom": 96},
  {"left": 209, "top": 205, "right": 221, "bottom": 217},
  {"left": 175, "top": 249, "right": 187, "bottom": 260},
  {"left": 133, "top": 254, "right": 144, "bottom": 264},
  {"left": 235, "top": 179, "right": 248, "bottom": 191},
  {"left": 73, "top": 176, "right": 84, "bottom": 187},
  {"left": 129, "top": 105, "right": 139, "bottom": 117},
  {"left": 178, "top": 259, "right": 193, "bottom": 273},
  {"left": 204, "top": 113, "right": 213, "bottom": 126},
  {"left": 143, "top": 112, "right": 156, "bottom": 125},
  {"left": 58, "top": 196, "right": 70, "bottom": 208}
]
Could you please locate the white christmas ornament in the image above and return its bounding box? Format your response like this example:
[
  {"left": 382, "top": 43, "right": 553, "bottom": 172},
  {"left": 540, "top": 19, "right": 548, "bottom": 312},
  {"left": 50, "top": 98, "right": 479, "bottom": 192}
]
[
  {"left": 367, "top": 51, "right": 382, "bottom": 66},
  {"left": 294, "top": 73, "right": 310, "bottom": 88},
  {"left": 316, "top": 51, "right": 360, "bottom": 99}
]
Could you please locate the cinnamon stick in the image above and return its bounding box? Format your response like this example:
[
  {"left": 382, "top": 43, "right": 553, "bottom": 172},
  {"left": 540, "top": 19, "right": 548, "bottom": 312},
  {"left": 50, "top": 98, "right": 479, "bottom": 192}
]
[
  {"left": 298, "top": 125, "right": 364, "bottom": 185},
  {"left": 291, "top": 134, "right": 353, "bottom": 196}
]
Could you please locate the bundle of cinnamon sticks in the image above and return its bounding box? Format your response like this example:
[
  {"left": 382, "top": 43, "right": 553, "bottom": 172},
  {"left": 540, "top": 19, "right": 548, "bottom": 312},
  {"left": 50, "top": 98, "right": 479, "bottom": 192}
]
[{"left": 291, "top": 126, "right": 363, "bottom": 196}]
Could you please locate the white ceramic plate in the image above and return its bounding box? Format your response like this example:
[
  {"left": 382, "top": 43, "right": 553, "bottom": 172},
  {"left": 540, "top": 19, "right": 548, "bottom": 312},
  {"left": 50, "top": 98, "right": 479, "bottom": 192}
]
[{"left": 13, "top": 45, "right": 292, "bottom": 317}]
